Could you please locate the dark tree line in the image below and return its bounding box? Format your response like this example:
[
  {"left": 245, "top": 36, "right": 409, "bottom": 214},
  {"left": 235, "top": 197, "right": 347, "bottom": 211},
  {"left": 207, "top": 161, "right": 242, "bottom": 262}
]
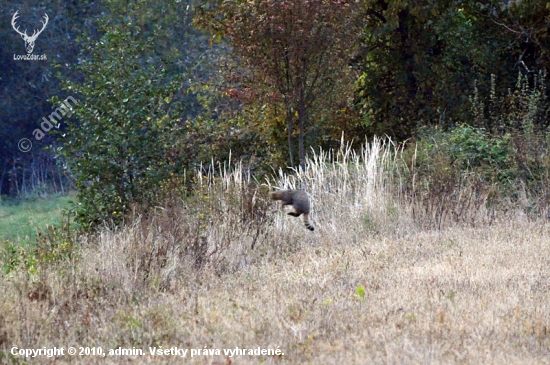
[{"left": 0, "top": 0, "right": 101, "bottom": 195}]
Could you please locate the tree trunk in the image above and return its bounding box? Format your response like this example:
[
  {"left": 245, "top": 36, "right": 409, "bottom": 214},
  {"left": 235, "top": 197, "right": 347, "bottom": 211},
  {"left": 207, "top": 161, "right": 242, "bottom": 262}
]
[
  {"left": 297, "top": 93, "right": 307, "bottom": 170},
  {"left": 285, "top": 105, "right": 295, "bottom": 168}
]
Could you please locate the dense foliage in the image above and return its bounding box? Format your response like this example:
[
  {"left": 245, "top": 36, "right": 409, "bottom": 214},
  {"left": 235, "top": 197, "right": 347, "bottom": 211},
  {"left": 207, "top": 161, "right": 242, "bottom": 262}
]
[
  {"left": 195, "top": 0, "right": 361, "bottom": 167},
  {"left": 2, "top": 0, "right": 550, "bottom": 226},
  {"left": 53, "top": 2, "right": 189, "bottom": 227}
]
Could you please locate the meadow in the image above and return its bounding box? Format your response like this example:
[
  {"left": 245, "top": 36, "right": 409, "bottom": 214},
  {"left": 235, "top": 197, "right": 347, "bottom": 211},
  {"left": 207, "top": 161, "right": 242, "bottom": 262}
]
[
  {"left": 0, "top": 194, "right": 73, "bottom": 242},
  {"left": 1, "top": 139, "right": 549, "bottom": 364}
]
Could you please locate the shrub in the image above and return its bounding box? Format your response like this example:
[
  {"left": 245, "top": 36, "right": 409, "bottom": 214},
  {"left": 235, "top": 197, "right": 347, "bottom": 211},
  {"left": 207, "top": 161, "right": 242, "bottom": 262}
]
[
  {"left": 53, "top": 11, "right": 187, "bottom": 229},
  {"left": 468, "top": 72, "right": 550, "bottom": 215},
  {"left": 415, "top": 124, "right": 512, "bottom": 184},
  {"left": 400, "top": 127, "right": 500, "bottom": 229}
]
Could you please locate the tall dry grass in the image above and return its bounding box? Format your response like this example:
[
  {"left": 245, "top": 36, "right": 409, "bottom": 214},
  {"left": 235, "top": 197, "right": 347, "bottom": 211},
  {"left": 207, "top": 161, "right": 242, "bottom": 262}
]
[{"left": 1, "top": 138, "right": 549, "bottom": 364}]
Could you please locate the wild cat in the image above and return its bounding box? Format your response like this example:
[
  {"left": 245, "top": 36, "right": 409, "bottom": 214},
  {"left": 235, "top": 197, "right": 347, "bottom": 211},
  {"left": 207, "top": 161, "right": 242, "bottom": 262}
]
[{"left": 270, "top": 189, "right": 314, "bottom": 231}]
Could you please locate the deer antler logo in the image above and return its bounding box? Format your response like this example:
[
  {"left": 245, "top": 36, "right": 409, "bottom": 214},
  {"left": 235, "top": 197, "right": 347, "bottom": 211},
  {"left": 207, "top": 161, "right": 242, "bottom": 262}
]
[{"left": 11, "top": 11, "right": 49, "bottom": 54}]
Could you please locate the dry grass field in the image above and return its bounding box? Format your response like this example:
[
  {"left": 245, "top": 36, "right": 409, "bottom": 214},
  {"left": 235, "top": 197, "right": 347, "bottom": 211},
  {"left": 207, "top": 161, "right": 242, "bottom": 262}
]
[{"left": 1, "top": 139, "right": 549, "bottom": 364}]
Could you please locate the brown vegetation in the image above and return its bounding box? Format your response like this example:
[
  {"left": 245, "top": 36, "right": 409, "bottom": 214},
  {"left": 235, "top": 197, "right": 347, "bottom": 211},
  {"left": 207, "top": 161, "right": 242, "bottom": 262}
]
[{"left": 1, "top": 139, "right": 549, "bottom": 364}]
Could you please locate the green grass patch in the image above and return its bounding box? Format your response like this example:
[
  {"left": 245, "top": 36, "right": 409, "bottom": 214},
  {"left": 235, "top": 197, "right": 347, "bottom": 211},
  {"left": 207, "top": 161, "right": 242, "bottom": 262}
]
[{"left": 0, "top": 193, "right": 74, "bottom": 242}]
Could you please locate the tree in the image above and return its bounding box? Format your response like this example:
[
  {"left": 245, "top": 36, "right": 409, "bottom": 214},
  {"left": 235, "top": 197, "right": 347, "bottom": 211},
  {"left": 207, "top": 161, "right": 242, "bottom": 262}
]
[
  {"left": 353, "top": 0, "right": 550, "bottom": 140},
  {"left": 54, "top": 0, "right": 188, "bottom": 228},
  {"left": 353, "top": 0, "right": 482, "bottom": 139},
  {"left": 482, "top": 0, "right": 550, "bottom": 73},
  {"left": 196, "top": 0, "right": 360, "bottom": 168}
]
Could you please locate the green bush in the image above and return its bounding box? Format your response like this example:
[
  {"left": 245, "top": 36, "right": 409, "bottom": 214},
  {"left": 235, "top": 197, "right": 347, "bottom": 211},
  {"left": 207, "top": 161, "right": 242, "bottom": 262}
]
[
  {"left": 415, "top": 124, "right": 512, "bottom": 184},
  {"left": 408, "top": 72, "right": 550, "bottom": 211},
  {"left": 53, "top": 2, "right": 188, "bottom": 229}
]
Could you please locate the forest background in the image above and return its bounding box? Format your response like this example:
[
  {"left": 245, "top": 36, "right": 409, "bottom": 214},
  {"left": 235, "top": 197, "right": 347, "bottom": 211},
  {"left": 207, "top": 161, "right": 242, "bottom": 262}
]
[{"left": 1, "top": 0, "right": 549, "bottom": 224}]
